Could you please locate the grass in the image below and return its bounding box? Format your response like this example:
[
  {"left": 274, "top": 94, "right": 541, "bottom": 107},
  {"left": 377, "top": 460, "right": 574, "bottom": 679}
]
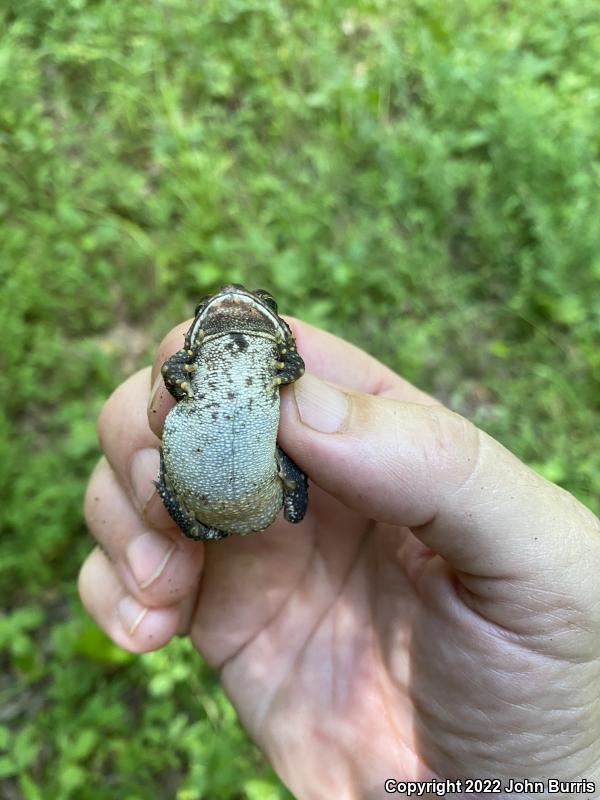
[{"left": 1, "top": 0, "right": 599, "bottom": 797}]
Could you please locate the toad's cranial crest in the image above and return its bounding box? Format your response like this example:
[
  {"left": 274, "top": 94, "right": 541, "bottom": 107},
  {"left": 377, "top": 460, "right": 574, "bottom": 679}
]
[{"left": 155, "top": 284, "right": 308, "bottom": 541}]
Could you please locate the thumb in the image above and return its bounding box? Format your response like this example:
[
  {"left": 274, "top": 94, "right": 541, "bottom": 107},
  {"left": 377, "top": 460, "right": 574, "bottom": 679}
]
[{"left": 279, "top": 373, "right": 600, "bottom": 599}]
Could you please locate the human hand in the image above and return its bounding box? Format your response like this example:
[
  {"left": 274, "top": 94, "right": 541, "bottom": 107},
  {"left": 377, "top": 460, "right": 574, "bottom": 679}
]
[{"left": 80, "top": 319, "right": 600, "bottom": 799}]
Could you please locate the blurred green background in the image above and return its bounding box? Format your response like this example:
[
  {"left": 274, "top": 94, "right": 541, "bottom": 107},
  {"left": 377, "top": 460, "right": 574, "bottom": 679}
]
[{"left": 1, "top": 0, "right": 599, "bottom": 797}]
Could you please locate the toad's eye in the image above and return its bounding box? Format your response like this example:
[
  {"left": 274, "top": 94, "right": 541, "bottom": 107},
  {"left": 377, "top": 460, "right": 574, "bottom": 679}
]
[{"left": 255, "top": 289, "right": 278, "bottom": 312}]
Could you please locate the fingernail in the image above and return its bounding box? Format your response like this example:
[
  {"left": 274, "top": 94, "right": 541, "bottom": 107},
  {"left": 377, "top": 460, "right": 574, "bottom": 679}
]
[
  {"left": 118, "top": 595, "right": 148, "bottom": 637},
  {"left": 294, "top": 373, "right": 349, "bottom": 433},
  {"left": 148, "top": 373, "right": 165, "bottom": 416},
  {"left": 130, "top": 448, "right": 160, "bottom": 512},
  {"left": 127, "top": 531, "right": 176, "bottom": 590}
]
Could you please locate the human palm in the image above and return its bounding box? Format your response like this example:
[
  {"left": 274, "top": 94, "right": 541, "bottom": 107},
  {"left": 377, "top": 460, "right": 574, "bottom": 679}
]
[
  {"left": 80, "top": 319, "right": 600, "bottom": 799},
  {"left": 189, "top": 492, "right": 423, "bottom": 795}
]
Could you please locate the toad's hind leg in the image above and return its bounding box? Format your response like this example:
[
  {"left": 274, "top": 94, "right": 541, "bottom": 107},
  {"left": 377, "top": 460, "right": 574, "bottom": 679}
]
[
  {"left": 274, "top": 335, "right": 305, "bottom": 385},
  {"left": 276, "top": 447, "right": 308, "bottom": 524},
  {"left": 155, "top": 449, "right": 229, "bottom": 541}
]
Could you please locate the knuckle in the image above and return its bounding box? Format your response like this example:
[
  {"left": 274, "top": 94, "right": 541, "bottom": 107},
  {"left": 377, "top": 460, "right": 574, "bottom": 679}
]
[
  {"left": 82, "top": 459, "right": 105, "bottom": 526},
  {"left": 82, "top": 458, "right": 116, "bottom": 534},
  {"left": 96, "top": 366, "right": 155, "bottom": 454},
  {"left": 96, "top": 382, "right": 123, "bottom": 450},
  {"left": 423, "top": 405, "right": 483, "bottom": 490}
]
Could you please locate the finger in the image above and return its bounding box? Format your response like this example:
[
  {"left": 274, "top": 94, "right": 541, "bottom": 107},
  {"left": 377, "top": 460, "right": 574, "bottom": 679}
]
[
  {"left": 84, "top": 458, "right": 204, "bottom": 608},
  {"left": 78, "top": 546, "right": 181, "bottom": 653},
  {"left": 147, "top": 317, "right": 437, "bottom": 438},
  {"left": 97, "top": 366, "right": 179, "bottom": 530},
  {"left": 279, "top": 373, "right": 600, "bottom": 619}
]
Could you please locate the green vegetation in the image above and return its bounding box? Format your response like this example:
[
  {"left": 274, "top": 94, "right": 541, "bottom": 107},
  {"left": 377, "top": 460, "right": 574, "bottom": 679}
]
[{"left": 1, "top": 0, "right": 599, "bottom": 796}]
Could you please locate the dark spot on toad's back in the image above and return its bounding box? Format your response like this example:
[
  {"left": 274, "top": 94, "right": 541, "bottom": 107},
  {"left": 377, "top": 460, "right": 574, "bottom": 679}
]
[
  {"left": 232, "top": 332, "right": 248, "bottom": 351},
  {"left": 227, "top": 391, "right": 235, "bottom": 399},
  {"left": 245, "top": 376, "right": 253, "bottom": 386}
]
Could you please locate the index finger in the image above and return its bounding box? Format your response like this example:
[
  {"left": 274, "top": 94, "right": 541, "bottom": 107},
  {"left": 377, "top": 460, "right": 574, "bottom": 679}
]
[{"left": 147, "top": 317, "right": 438, "bottom": 438}]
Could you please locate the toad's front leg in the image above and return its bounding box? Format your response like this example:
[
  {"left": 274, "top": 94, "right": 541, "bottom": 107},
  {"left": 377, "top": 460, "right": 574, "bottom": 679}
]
[
  {"left": 161, "top": 331, "right": 204, "bottom": 401},
  {"left": 274, "top": 334, "right": 305, "bottom": 385}
]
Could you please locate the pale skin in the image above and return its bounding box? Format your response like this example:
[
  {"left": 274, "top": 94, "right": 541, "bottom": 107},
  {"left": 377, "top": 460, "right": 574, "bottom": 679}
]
[{"left": 80, "top": 319, "right": 600, "bottom": 799}]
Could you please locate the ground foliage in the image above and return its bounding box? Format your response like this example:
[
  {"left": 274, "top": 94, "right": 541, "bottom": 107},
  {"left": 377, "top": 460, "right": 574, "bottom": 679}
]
[{"left": 1, "top": 0, "right": 599, "bottom": 797}]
